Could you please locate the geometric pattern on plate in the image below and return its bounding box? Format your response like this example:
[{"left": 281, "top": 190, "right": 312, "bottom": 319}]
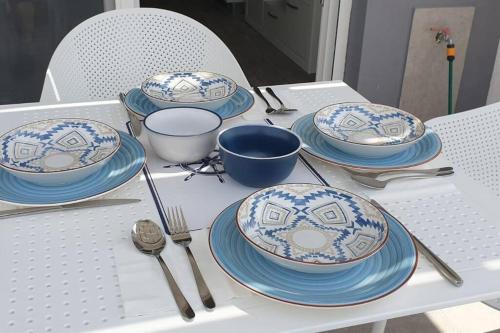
[
  {"left": 210, "top": 200, "right": 418, "bottom": 307},
  {"left": 291, "top": 113, "right": 442, "bottom": 170},
  {"left": 237, "top": 183, "right": 388, "bottom": 264},
  {"left": 0, "top": 131, "right": 145, "bottom": 206},
  {"left": 314, "top": 102, "right": 425, "bottom": 146},
  {"left": 0, "top": 119, "right": 120, "bottom": 173},
  {"left": 124, "top": 86, "right": 254, "bottom": 120},
  {"left": 142, "top": 71, "right": 237, "bottom": 103}
]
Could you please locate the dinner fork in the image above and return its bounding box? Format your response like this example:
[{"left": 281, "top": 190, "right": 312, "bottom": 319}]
[
  {"left": 167, "top": 206, "right": 215, "bottom": 309},
  {"left": 351, "top": 169, "right": 454, "bottom": 189}
]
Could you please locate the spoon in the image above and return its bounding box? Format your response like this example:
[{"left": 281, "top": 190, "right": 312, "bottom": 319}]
[{"left": 131, "top": 219, "right": 195, "bottom": 319}]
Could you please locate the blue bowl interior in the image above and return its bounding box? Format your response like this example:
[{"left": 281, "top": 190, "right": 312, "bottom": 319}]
[{"left": 219, "top": 126, "right": 300, "bottom": 158}]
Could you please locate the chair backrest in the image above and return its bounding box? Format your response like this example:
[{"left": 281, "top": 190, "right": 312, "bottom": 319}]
[
  {"left": 40, "top": 8, "right": 250, "bottom": 103},
  {"left": 426, "top": 102, "right": 500, "bottom": 197}
]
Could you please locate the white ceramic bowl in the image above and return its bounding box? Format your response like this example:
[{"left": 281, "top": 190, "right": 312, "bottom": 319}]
[
  {"left": 143, "top": 108, "right": 222, "bottom": 163},
  {"left": 236, "top": 183, "right": 389, "bottom": 273},
  {"left": 0, "top": 118, "right": 121, "bottom": 186},
  {"left": 313, "top": 102, "right": 426, "bottom": 158},
  {"left": 141, "top": 71, "right": 238, "bottom": 109}
]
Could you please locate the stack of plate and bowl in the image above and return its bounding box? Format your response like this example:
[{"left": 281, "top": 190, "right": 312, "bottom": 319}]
[
  {"left": 292, "top": 102, "right": 442, "bottom": 171},
  {"left": 209, "top": 183, "right": 418, "bottom": 307},
  {"left": 0, "top": 118, "right": 145, "bottom": 206}
]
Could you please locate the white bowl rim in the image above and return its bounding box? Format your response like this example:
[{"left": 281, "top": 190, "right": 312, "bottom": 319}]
[
  {"left": 312, "top": 102, "right": 426, "bottom": 147},
  {"left": 236, "top": 183, "right": 390, "bottom": 267},
  {"left": 141, "top": 71, "right": 239, "bottom": 104},
  {"left": 217, "top": 124, "right": 302, "bottom": 160},
  {"left": 143, "top": 107, "right": 223, "bottom": 137},
  {"left": 0, "top": 118, "right": 121, "bottom": 175}
]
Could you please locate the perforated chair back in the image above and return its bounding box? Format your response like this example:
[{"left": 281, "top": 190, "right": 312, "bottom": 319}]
[
  {"left": 40, "top": 8, "right": 249, "bottom": 103},
  {"left": 426, "top": 102, "right": 500, "bottom": 197}
]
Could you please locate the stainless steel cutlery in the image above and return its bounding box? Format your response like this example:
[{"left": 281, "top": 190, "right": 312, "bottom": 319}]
[
  {"left": 167, "top": 206, "right": 215, "bottom": 309},
  {"left": 132, "top": 219, "right": 195, "bottom": 319},
  {"left": 348, "top": 167, "right": 454, "bottom": 189},
  {"left": 253, "top": 87, "right": 297, "bottom": 114},
  {"left": 370, "top": 199, "right": 463, "bottom": 287},
  {"left": 0, "top": 198, "right": 141, "bottom": 219}
]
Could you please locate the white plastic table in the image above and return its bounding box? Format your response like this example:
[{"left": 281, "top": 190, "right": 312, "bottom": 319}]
[{"left": 1, "top": 81, "right": 500, "bottom": 333}]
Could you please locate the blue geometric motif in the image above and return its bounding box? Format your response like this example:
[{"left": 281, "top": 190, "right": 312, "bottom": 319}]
[
  {"left": 314, "top": 102, "right": 425, "bottom": 146},
  {"left": 0, "top": 119, "right": 120, "bottom": 173},
  {"left": 237, "top": 184, "right": 388, "bottom": 265}
]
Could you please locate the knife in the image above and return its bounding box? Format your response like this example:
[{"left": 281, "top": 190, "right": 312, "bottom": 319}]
[
  {"left": 0, "top": 198, "right": 141, "bottom": 219},
  {"left": 370, "top": 199, "right": 463, "bottom": 287}
]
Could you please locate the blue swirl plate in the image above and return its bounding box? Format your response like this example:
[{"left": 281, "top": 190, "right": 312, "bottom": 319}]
[
  {"left": 292, "top": 113, "right": 442, "bottom": 170},
  {"left": 209, "top": 200, "right": 417, "bottom": 307},
  {"left": 124, "top": 86, "right": 254, "bottom": 120},
  {"left": 0, "top": 132, "right": 145, "bottom": 206}
]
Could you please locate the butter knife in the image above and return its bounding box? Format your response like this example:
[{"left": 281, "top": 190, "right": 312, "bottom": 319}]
[
  {"left": 370, "top": 199, "right": 463, "bottom": 287},
  {"left": 0, "top": 199, "right": 141, "bottom": 219}
]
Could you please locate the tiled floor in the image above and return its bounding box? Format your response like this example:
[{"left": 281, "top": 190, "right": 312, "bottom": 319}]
[
  {"left": 327, "top": 302, "right": 500, "bottom": 333},
  {"left": 140, "top": 0, "right": 316, "bottom": 87}
]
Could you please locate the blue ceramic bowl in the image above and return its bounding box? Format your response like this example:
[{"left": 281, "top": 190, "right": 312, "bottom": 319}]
[{"left": 218, "top": 125, "right": 301, "bottom": 187}]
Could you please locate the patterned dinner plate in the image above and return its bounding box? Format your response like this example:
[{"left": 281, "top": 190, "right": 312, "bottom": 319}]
[
  {"left": 209, "top": 200, "right": 417, "bottom": 307},
  {"left": 124, "top": 86, "right": 254, "bottom": 120},
  {"left": 0, "top": 132, "right": 145, "bottom": 206},
  {"left": 236, "top": 184, "right": 389, "bottom": 273},
  {"left": 292, "top": 113, "right": 442, "bottom": 170}
]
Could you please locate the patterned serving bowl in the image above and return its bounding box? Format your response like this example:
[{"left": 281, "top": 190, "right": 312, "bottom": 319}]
[
  {"left": 141, "top": 71, "right": 238, "bottom": 109},
  {"left": 313, "top": 102, "right": 425, "bottom": 158},
  {"left": 0, "top": 118, "right": 121, "bottom": 186},
  {"left": 236, "top": 183, "right": 389, "bottom": 273}
]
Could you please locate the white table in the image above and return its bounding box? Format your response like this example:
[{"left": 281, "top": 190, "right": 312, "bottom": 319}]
[{"left": 1, "top": 81, "right": 500, "bottom": 333}]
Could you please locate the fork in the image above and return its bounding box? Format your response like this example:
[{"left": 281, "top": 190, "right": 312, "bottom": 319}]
[
  {"left": 253, "top": 87, "right": 277, "bottom": 114},
  {"left": 167, "top": 207, "right": 216, "bottom": 309},
  {"left": 351, "top": 169, "right": 454, "bottom": 189},
  {"left": 265, "top": 87, "right": 298, "bottom": 113}
]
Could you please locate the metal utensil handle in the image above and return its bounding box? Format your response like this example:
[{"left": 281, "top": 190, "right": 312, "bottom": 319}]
[
  {"left": 0, "top": 206, "right": 64, "bottom": 219},
  {"left": 413, "top": 237, "right": 463, "bottom": 287},
  {"left": 265, "top": 87, "right": 285, "bottom": 107},
  {"left": 185, "top": 247, "right": 216, "bottom": 309},
  {"left": 156, "top": 255, "right": 195, "bottom": 319},
  {"left": 253, "top": 87, "right": 272, "bottom": 108},
  {"left": 348, "top": 166, "right": 454, "bottom": 178},
  {"left": 384, "top": 170, "right": 454, "bottom": 182}
]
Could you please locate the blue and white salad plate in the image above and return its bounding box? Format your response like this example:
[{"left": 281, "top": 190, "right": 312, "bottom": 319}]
[
  {"left": 0, "top": 132, "right": 145, "bottom": 206},
  {"left": 237, "top": 184, "right": 388, "bottom": 273},
  {"left": 313, "top": 103, "right": 426, "bottom": 158},
  {"left": 141, "top": 71, "right": 238, "bottom": 109},
  {"left": 0, "top": 118, "right": 121, "bottom": 186},
  {"left": 292, "top": 113, "right": 441, "bottom": 170},
  {"left": 124, "top": 86, "right": 254, "bottom": 120},
  {"left": 210, "top": 200, "right": 417, "bottom": 307}
]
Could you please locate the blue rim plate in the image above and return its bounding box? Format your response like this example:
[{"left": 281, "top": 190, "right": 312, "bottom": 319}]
[
  {"left": 292, "top": 113, "right": 442, "bottom": 170},
  {"left": 209, "top": 200, "right": 418, "bottom": 307},
  {"left": 0, "top": 131, "right": 145, "bottom": 206},
  {"left": 124, "top": 86, "right": 254, "bottom": 120}
]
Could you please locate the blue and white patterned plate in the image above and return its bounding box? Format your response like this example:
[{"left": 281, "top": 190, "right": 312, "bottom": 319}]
[
  {"left": 314, "top": 103, "right": 425, "bottom": 146},
  {"left": 292, "top": 113, "right": 442, "bottom": 170},
  {"left": 124, "top": 86, "right": 254, "bottom": 120},
  {"left": 210, "top": 200, "right": 417, "bottom": 307},
  {"left": 0, "top": 119, "right": 120, "bottom": 185},
  {"left": 141, "top": 71, "right": 238, "bottom": 109},
  {"left": 0, "top": 132, "right": 145, "bottom": 206},
  {"left": 237, "top": 184, "right": 389, "bottom": 273}
]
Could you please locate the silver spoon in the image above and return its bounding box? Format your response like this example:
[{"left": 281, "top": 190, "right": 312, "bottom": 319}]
[{"left": 131, "top": 219, "right": 195, "bottom": 319}]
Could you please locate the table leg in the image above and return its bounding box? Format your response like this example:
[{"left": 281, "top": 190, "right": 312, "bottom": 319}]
[{"left": 370, "top": 320, "right": 387, "bottom": 333}]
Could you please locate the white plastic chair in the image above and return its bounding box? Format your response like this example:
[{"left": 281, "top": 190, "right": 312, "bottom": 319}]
[
  {"left": 426, "top": 102, "right": 500, "bottom": 198},
  {"left": 40, "top": 8, "right": 250, "bottom": 103},
  {"left": 427, "top": 102, "right": 500, "bottom": 309}
]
